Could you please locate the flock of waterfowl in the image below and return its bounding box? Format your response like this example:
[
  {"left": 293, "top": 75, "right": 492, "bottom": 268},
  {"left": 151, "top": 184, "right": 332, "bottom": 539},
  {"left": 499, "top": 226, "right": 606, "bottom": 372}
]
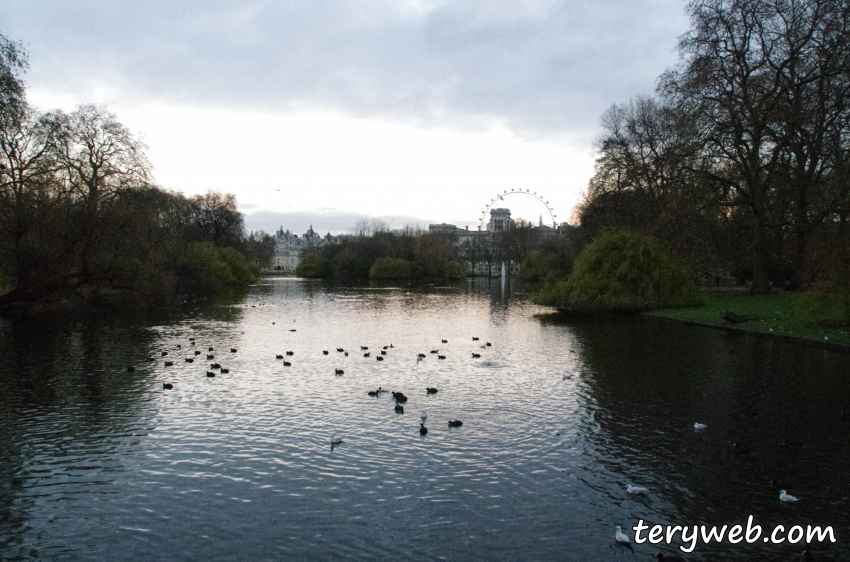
[
  {"left": 330, "top": 338, "right": 482, "bottom": 439},
  {"left": 122, "top": 312, "right": 843, "bottom": 561},
  {"left": 126, "top": 332, "right": 489, "bottom": 440}
]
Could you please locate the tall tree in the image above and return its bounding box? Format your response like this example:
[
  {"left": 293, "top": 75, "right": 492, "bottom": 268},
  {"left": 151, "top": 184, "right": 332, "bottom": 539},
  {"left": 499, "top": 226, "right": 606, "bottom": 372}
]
[
  {"left": 51, "top": 104, "right": 150, "bottom": 214},
  {"left": 660, "top": 0, "right": 850, "bottom": 292}
]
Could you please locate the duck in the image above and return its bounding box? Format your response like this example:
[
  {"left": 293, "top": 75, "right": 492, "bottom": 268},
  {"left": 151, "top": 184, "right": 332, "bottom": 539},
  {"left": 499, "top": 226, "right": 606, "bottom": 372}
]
[
  {"left": 383, "top": 346, "right": 388, "bottom": 350},
  {"left": 185, "top": 358, "right": 194, "bottom": 363},
  {"left": 194, "top": 350, "right": 201, "bottom": 356},
  {"left": 426, "top": 388, "right": 438, "bottom": 394},
  {"left": 472, "top": 353, "right": 481, "bottom": 358},
  {"left": 780, "top": 490, "right": 799, "bottom": 502},
  {"left": 472, "top": 337, "right": 479, "bottom": 341},
  {"left": 286, "top": 351, "right": 294, "bottom": 356},
  {"left": 693, "top": 422, "right": 708, "bottom": 430},
  {"left": 126, "top": 366, "right": 136, "bottom": 372},
  {"left": 376, "top": 356, "right": 384, "bottom": 361},
  {"left": 336, "top": 348, "right": 344, "bottom": 352},
  {"left": 380, "top": 350, "right": 387, "bottom": 355},
  {"left": 420, "top": 423, "right": 428, "bottom": 435},
  {"left": 430, "top": 350, "right": 438, "bottom": 354},
  {"left": 230, "top": 348, "right": 237, "bottom": 353},
  {"left": 486, "top": 342, "right": 492, "bottom": 346},
  {"left": 208, "top": 347, "right": 214, "bottom": 352},
  {"left": 392, "top": 392, "right": 408, "bottom": 403},
  {"left": 361, "top": 346, "right": 368, "bottom": 350},
  {"left": 562, "top": 374, "right": 573, "bottom": 380},
  {"left": 438, "top": 355, "right": 446, "bottom": 360},
  {"left": 417, "top": 353, "right": 426, "bottom": 358},
  {"left": 626, "top": 485, "right": 648, "bottom": 494},
  {"left": 206, "top": 354, "right": 214, "bottom": 360},
  {"left": 162, "top": 351, "right": 168, "bottom": 357},
  {"left": 323, "top": 350, "right": 329, "bottom": 355},
  {"left": 283, "top": 361, "right": 292, "bottom": 367},
  {"left": 276, "top": 354, "right": 284, "bottom": 359},
  {"left": 289, "top": 329, "right": 296, "bottom": 332},
  {"left": 206, "top": 371, "right": 216, "bottom": 377},
  {"left": 146, "top": 357, "right": 155, "bottom": 362},
  {"left": 163, "top": 383, "right": 173, "bottom": 390},
  {"left": 164, "top": 361, "right": 174, "bottom": 366},
  {"left": 442, "top": 339, "right": 448, "bottom": 343},
  {"left": 615, "top": 526, "right": 630, "bottom": 544},
  {"left": 210, "top": 363, "right": 221, "bottom": 369},
  {"left": 335, "top": 369, "right": 344, "bottom": 375},
  {"left": 395, "top": 405, "right": 404, "bottom": 413},
  {"left": 448, "top": 420, "right": 463, "bottom": 427},
  {"left": 364, "top": 352, "right": 371, "bottom": 357},
  {"left": 220, "top": 368, "right": 230, "bottom": 373},
  {"left": 367, "top": 390, "right": 379, "bottom": 396}
]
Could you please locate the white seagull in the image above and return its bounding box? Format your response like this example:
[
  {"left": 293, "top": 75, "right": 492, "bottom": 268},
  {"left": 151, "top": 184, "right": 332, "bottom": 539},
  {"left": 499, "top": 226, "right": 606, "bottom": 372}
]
[
  {"left": 694, "top": 422, "right": 708, "bottom": 430},
  {"left": 780, "top": 490, "right": 799, "bottom": 502},
  {"left": 330, "top": 434, "right": 344, "bottom": 446},
  {"left": 627, "top": 485, "right": 648, "bottom": 494},
  {"left": 615, "top": 526, "right": 630, "bottom": 544},
  {"left": 421, "top": 411, "right": 428, "bottom": 423}
]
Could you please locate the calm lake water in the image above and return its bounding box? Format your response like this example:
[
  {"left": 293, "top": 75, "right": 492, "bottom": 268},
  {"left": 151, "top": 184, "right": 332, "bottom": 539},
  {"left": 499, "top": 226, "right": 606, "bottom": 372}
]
[{"left": 1, "top": 277, "right": 849, "bottom": 561}]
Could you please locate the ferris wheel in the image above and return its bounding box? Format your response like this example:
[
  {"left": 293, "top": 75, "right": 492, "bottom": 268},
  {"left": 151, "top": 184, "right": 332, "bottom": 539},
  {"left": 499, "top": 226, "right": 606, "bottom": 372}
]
[{"left": 479, "top": 189, "right": 558, "bottom": 230}]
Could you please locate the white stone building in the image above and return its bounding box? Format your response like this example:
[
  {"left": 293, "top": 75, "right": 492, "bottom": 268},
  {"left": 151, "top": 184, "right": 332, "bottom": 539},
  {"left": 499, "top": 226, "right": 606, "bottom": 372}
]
[{"left": 271, "top": 225, "right": 336, "bottom": 273}]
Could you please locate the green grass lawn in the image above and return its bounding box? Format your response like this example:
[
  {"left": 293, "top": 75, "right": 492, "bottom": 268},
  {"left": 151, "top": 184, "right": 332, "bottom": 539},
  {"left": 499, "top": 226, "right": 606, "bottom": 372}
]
[{"left": 648, "top": 291, "right": 850, "bottom": 346}]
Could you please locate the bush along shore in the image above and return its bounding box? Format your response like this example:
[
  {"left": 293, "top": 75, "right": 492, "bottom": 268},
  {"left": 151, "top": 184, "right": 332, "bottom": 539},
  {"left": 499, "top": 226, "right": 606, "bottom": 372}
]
[{"left": 295, "top": 229, "right": 466, "bottom": 281}]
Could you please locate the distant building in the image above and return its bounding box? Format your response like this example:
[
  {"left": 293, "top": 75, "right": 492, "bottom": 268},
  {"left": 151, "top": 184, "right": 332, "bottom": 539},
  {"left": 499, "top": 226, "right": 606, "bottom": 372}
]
[
  {"left": 272, "top": 225, "right": 336, "bottom": 273},
  {"left": 429, "top": 208, "right": 568, "bottom": 276}
]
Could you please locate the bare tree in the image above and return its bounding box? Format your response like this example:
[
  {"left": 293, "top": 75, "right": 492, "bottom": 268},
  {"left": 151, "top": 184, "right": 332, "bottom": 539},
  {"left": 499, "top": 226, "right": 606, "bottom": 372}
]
[
  {"left": 188, "top": 191, "right": 245, "bottom": 247},
  {"left": 51, "top": 104, "right": 151, "bottom": 213},
  {"left": 660, "top": 0, "right": 850, "bottom": 292}
]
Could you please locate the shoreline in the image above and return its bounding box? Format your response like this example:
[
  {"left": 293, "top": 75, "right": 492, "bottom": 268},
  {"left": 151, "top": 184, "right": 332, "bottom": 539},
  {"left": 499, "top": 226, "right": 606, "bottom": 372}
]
[
  {"left": 646, "top": 290, "right": 850, "bottom": 351},
  {"left": 644, "top": 312, "right": 850, "bottom": 352}
]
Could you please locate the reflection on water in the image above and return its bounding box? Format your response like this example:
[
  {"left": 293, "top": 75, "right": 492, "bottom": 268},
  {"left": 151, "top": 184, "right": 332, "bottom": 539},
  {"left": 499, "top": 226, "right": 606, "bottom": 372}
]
[{"left": 1, "top": 278, "right": 849, "bottom": 561}]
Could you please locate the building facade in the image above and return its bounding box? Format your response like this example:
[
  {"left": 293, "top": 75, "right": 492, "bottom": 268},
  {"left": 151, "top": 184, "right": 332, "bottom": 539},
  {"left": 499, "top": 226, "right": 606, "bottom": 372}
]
[{"left": 271, "top": 225, "right": 336, "bottom": 273}]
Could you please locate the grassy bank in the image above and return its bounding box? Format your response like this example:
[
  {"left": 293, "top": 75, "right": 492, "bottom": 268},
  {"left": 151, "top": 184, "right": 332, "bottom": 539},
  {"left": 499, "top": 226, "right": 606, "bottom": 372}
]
[{"left": 648, "top": 291, "right": 850, "bottom": 346}]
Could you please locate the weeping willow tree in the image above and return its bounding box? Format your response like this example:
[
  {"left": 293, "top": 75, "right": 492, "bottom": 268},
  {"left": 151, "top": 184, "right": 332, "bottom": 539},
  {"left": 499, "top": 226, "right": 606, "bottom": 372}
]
[{"left": 533, "top": 229, "right": 702, "bottom": 313}]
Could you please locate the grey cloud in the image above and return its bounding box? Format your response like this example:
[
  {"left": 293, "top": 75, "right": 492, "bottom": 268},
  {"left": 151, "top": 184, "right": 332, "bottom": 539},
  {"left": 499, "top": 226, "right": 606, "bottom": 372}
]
[{"left": 3, "top": 0, "right": 689, "bottom": 137}]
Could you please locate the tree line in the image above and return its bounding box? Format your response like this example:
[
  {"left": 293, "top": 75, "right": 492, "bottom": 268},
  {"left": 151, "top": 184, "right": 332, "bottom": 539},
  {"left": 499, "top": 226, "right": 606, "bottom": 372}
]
[
  {"left": 577, "top": 0, "right": 850, "bottom": 294},
  {"left": 0, "top": 33, "right": 269, "bottom": 310}
]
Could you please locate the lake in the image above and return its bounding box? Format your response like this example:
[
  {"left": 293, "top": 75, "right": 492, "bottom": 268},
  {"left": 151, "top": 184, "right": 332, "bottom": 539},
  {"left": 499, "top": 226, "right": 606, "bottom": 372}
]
[{"left": 1, "top": 277, "right": 849, "bottom": 561}]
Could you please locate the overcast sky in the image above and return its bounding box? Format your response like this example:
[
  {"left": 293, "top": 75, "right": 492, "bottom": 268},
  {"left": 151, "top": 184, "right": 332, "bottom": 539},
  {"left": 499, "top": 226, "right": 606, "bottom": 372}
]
[{"left": 1, "top": 0, "right": 689, "bottom": 234}]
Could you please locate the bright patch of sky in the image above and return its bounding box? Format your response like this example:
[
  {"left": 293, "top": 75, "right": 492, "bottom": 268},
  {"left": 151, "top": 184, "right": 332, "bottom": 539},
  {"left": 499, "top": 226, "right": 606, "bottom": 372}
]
[{"left": 3, "top": 0, "right": 689, "bottom": 233}]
